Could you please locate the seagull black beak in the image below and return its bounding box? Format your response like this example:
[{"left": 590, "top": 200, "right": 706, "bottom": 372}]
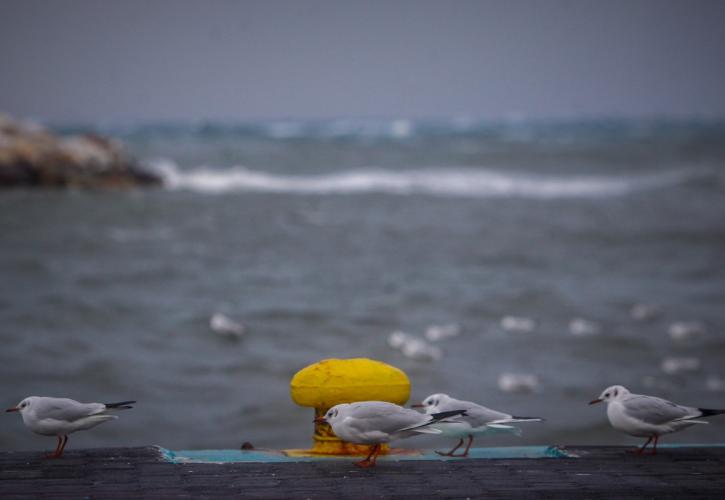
[
  {"left": 313, "top": 416, "right": 327, "bottom": 424},
  {"left": 5, "top": 407, "right": 19, "bottom": 412},
  {"left": 588, "top": 399, "right": 603, "bottom": 405}
]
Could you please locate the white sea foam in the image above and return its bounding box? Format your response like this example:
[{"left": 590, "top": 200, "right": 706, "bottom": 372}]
[
  {"left": 660, "top": 357, "right": 701, "bottom": 375},
  {"left": 150, "top": 160, "right": 699, "bottom": 199},
  {"left": 667, "top": 321, "right": 706, "bottom": 342},
  {"left": 498, "top": 373, "right": 540, "bottom": 393},
  {"left": 424, "top": 323, "right": 461, "bottom": 342},
  {"left": 500, "top": 315, "right": 536, "bottom": 333},
  {"left": 266, "top": 121, "right": 306, "bottom": 139},
  {"left": 568, "top": 318, "right": 602, "bottom": 337},
  {"left": 390, "top": 119, "right": 413, "bottom": 138},
  {"left": 387, "top": 330, "right": 410, "bottom": 349},
  {"left": 387, "top": 330, "right": 443, "bottom": 361},
  {"left": 705, "top": 375, "right": 725, "bottom": 392},
  {"left": 630, "top": 303, "right": 661, "bottom": 321}
]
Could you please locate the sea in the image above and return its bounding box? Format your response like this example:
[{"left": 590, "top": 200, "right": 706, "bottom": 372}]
[{"left": 1, "top": 117, "right": 725, "bottom": 452}]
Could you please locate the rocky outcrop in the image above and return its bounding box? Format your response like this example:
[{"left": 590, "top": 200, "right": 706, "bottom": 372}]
[{"left": 0, "top": 113, "right": 161, "bottom": 189}]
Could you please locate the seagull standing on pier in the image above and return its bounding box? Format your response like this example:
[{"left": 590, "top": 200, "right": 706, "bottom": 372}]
[
  {"left": 589, "top": 385, "right": 725, "bottom": 455},
  {"left": 5, "top": 396, "right": 135, "bottom": 458},
  {"left": 316, "top": 401, "right": 466, "bottom": 467},
  {"left": 413, "top": 393, "right": 544, "bottom": 457}
]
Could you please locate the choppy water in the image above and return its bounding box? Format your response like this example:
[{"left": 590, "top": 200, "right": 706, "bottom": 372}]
[{"left": 2, "top": 118, "right": 725, "bottom": 452}]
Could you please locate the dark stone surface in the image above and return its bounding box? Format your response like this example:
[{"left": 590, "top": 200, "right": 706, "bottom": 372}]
[{"left": 1, "top": 446, "right": 724, "bottom": 498}]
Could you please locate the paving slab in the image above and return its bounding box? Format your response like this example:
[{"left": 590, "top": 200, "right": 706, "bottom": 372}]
[{"left": 1, "top": 445, "right": 724, "bottom": 498}]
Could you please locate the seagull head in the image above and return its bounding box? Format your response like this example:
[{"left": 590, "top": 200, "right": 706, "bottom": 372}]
[
  {"left": 412, "top": 393, "right": 450, "bottom": 413},
  {"left": 5, "top": 396, "right": 34, "bottom": 414},
  {"left": 589, "top": 385, "right": 629, "bottom": 405},
  {"left": 314, "top": 404, "right": 346, "bottom": 425}
]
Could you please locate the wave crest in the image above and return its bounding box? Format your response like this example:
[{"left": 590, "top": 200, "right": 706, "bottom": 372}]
[{"left": 149, "top": 160, "right": 707, "bottom": 199}]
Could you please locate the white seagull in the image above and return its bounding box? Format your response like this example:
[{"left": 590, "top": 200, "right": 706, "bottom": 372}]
[
  {"left": 413, "top": 393, "right": 543, "bottom": 457},
  {"left": 316, "top": 401, "right": 466, "bottom": 467},
  {"left": 6, "top": 396, "right": 135, "bottom": 458},
  {"left": 589, "top": 385, "right": 725, "bottom": 455}
]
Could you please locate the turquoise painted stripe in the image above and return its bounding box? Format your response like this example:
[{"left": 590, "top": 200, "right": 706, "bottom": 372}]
[
  {"left": 160, "top": 445, "right": 573, "bottom": 463},
  {"left": 159, "top": 444, "right": 725, "bottom": 464}
]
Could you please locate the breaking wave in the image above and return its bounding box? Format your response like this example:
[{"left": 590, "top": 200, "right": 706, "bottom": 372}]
[{"left": 150, "top": 160, "right": 715, "bottom": 199}]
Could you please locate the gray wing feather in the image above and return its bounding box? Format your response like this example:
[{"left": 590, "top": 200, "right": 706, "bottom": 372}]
[
  {"left": 460, "top": 406, "right": 512, "bottom": 427},
  {"left": 623, "top": 395, "right": 697, "bottom": 425},
  {"left": 347, "top": 402, "right": 427, "bottom": 433},
  {"left": 438, "top": 398, "right": 511, "bottom": 427},
  {"left": 36, "top": 398, "right": 106, "bottom": 422}
]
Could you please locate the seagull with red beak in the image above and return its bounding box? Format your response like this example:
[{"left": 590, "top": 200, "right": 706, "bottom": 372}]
[
  {"left": 6, "top": 396, "right": 135, "bottom": 458},
  {"left": 589, "top": 385, "right": 725, "bottom": 455}
]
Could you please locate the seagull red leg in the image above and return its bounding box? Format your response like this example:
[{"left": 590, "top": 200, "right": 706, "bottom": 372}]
[
  {"left": 57, "top": 435, "right": 69, "bottom": 458},
  {"left": 651, "top": 435, "right": 659, "bottom": 456},
  {"left": 635, "top": 436, "right": 653, "bottom": 455},
  {"left": 460, "top": 435, "right": 474, "bottom": 457},
  {"left": 354, "top": 444, "right": 380, "bottom": 468},
  {"left": 369, "top": 444, "right": 381, "bottom": 467},
  {"left": 435, "top": 438, "right": 464, "bottom": 457},
  {"left": 46, "top": 436, "right": 62, "bottom": 459}
]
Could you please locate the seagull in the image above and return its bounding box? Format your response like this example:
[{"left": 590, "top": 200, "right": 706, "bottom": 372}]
[
  {"left": 589, "top": 385, "right": 725, "bottom": 455},
  {"left": 315, "top": 401, "right": 466, "bottom": 468},
  {"left": 5, "top": 396, "right": 135, "bottom": 458},
  {"left": 412, "top": 393, "right": 543, "bottom": 457},
  {"left": 209, "top": 312, "right": 245, "bottom": 338}
]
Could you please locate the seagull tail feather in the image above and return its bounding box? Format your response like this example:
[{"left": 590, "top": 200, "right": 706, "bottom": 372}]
[
  {"left": 398, "top": 409, "right": 467, "bottom": 432},
  {"left": 105, "top": 401, "right": 136, "bottom": 410},
  {"left": 495, "top": 416, "right": 545, "bottom": 423},
  {"left": 698, "top": 408, "right": 725, "bottom": 418}
]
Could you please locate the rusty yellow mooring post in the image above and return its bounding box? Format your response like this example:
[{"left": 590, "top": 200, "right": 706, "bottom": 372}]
[{"left": 286, "top": 358, "right": 410, "bottom": 456}]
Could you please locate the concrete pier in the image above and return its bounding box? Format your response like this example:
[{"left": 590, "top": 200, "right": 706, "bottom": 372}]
[{"left": 1, "top": 445, "right": 724, "bottom": 498}]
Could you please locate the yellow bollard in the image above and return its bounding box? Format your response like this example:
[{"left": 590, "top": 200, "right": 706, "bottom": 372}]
[{"left": 286, "top": 358, "right": 411, "bottom": 456}]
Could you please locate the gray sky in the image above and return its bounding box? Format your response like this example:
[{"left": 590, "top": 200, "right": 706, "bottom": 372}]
[{"left": 1, "top": 0, "right": 725, "bottom": 123}]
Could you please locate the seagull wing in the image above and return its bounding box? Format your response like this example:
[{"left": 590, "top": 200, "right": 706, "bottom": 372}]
[
  {"left": 35, "top": 398, "right": 107, "bottom": 422},
  {"left": 346, "top": 401, "right": 429, "bottom": 435},
  {"left": 437, "top": 397, "right": 511, "bottom": 428},
  {"left": 459, "top": 405, "right": 512, "bottom": 427},
  {"left": 622, "top": 395, "right": 698, "bottom": 425}
]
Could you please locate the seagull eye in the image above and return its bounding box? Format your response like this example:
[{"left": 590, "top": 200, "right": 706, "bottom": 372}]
[{"left": 605, "top": 393, "right": 610, "bottom": 398}]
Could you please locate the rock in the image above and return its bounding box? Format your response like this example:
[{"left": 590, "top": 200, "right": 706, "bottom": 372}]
[{"left": 0, "top": 112, "right": 161, "bottom": 189}]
